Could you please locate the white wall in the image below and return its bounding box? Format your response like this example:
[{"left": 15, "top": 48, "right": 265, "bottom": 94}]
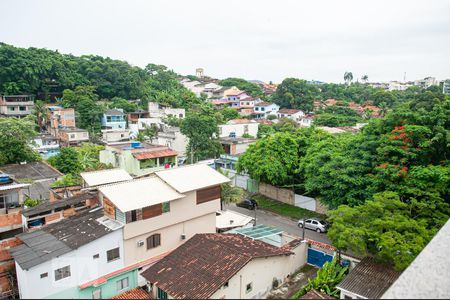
[
  {"left": 157, "top": 131, "right": 189, "bottom": 157},
  {"left": 218, "top": 123, "right": 259, "bottom": 138},
  {"left": 211, "top": 242, "right": 307, "bottom": 299},
  {"left": 16, "top": 229, "right": 124, "bottom": 299}
]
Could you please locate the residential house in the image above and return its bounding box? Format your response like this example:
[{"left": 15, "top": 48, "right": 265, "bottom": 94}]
[
  {"left": 22, "top": 192, "right": 98, "bottom": 230},
  {"left": 47, "top": 106, "right": 76, "bottom": 137},
  {"left": 101, "top": 109, "right": 127, "bottom": 130},
  {"left": 148, "top": 102, "right": 185, "bottom": 119},
  {"left": 336, "top": 257, "right": 401, "bottom": 299},
  {"left": 58, "top": 128, "right": 90, "bottom": 146},
  {"left": 80, "top": 169, "right": 133, "bottom": 189},
  {"left": 298, "top": 115, "right": 314, "bottom": 127},
  {"left": 443, "top": 79, "right": 450, "bottom": 95},
  {"left": 253, "top": 102, "right": 280, "bottom": 119},
  {"left": 0, "top": 174, "right": 31, "bottom": 298},
  {"left": 141, "top": 230, "right": 306, "bottom": 299},
  {"left": 382, "top": 219, "right": 450, "bottom": 299},
  {"left": 215, "top": 210, "right": 254, "bottom": 233},
  {"left": 98, "top": 164, "right": 230, "bottom": 266},
  {"left": 218, "top": 119, "right": 259, "bottom": 138},
  {"left": 10, "top": 210, "right": 133, "bottom": 299},
  {"left": 101, "top": 129, "right": 131, "bottom": 144},
  {"left": 33, "top": 133, "right": 60, "bottom": 159},
  {"left": 238, "top": 97, "right": 263, "bottom": 117},
  {"left": 413, "top": 77, "right": 438, "bottom": 89},
  {"left": 127, "top": 110, "right": 150, "bottom": 125},
  {"left": 0, "top": 161, "right": 63, "bottom": 201},
  {"left": 99, "top": 142, "right": 178, "bottom": 176},
  {"left": 220, "top": 137, "right": 257, "bottom": 155},
  {"left": 277, "top": 108, "right": 305, "bottom": 121},
  {"left": 156, "top": 125, "right": 189, "bottom": 157},
  {"left": 0, "top": 95, "right": 34, "bottom": 117}
]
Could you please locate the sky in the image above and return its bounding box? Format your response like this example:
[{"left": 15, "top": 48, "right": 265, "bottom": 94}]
[{"left": 1, "top": 0, "right": 450, "bottom": 83}]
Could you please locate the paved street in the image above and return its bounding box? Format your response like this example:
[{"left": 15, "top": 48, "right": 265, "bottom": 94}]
[{"left": 225, "top": 203, "right": 331, "bottom": 245}]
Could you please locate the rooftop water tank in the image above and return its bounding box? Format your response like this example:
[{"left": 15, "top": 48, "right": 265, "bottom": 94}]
[{"left": 131, "top": 141, "right": 141, "bottom": 148}]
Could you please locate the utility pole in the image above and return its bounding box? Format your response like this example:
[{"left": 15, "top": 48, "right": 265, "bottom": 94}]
[
  {"left": 253, "top": 205, "right": 257, "bottom": 227},
  {"left": 302, "top": 218, "right": 305, "bottom": 241}
]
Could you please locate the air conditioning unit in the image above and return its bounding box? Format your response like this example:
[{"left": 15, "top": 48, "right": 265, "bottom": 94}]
[
  {"left": 137, "top": 240, "right": 144, "bottom": 247},
  {"left": 180, "top": 234, "right": 186, "bottom": 240}
]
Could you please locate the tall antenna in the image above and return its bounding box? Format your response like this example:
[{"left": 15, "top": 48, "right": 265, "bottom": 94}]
[{"left": 403, "top": 72, "right": 406, "bottom": 82}]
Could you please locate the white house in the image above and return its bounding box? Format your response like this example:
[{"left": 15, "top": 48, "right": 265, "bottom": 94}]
[
  {"left": 156, "top": 126, "right": 189, "bottom": 157},
  {"left": 141, "top": 229, "right": 307, "bottom": 299},
  {"left": 101, "top": 129, "right": 131, "bottom": 144},
  {"left": 11, "top": 210, "right": 126, "bottom": 299},
  {"left": 148, "top": 102, "right": 185, "bottom": 119},
  {"left": 277, "top": 108, "right": 305, "bottom": 121},
  {"left": 218, "top": 119, "right": 259, "bottom": 138},
  {"left": 253, "top": 102, "right": 280, "bottom": 119}
]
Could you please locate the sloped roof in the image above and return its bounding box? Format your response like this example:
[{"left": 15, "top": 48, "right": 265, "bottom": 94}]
[
  {"left": 105, "top": 109, "right": 125, "bottom": 116},
  {"left": 155, "top": 164, "right": 230, "bottom": 193},
  {"left": 141, "top": 233, "right": 292, "bottom": 299},
  {"left": 98, "top": 177, "right": 184, "bottom": 212},
  {"left": 81, "top": 168, "right": 132, "bottom": 187},
  {"left": 11, "top": 210, "right": 117, "bottom": 270},
  {"left": 111, "top": 288, "right": 150, "bottom": 299},
  {"left": 278, "top": 108, "right": 302, "bottom": 115},
  {"left": 337, "top": 257, "right": 400, "bottom": 299},
  {"left": 132, "top": 149, "right": 178, "bottom": 160},
  {"left": 255, "top": 101, "right": 274, "bottom": 107},
  {"left": 0, "top": 161, "right": 62, "bottom": 180}
]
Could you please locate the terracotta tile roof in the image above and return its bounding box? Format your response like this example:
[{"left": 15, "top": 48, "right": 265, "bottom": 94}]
[
  {"left": 337, "top": 257, "right": 401, "bottom": 299},
  {"left": 301, "top": 289, "right": 334, "bottom": 299},
  {"left": 132, "top": 149, "right": 178, "bottom": 160},
  {"left": 227, "top": 119, "right": 255, "bottom": 124},
  {"left": 255, "top": 119, "right": 273, "bottom": 125},
  {"left": 278, "top": 108, "right": 301, "bottom": 115},
  {"left": 111, "top": 287, "right": 150, "bottom": 299},
  {"left": 255, "top": 101, "right": 274, "bottom": 107},
  {"left": 141, "top": 233, "right": 293, "bottom": 299}
]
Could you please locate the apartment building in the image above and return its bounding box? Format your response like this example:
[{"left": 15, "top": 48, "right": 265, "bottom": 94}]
[
  {"left": 98, "top": 164, "right": 230, "bottom": 266},
  {"left": 0, "top": 95, "right": 34, "bottom": 117}
]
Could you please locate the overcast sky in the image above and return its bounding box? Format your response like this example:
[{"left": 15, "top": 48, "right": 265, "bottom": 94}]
[{"left": 1, "top": 0, "right": 449, "bottom": 83}]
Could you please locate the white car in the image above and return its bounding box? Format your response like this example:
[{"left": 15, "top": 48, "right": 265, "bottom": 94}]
[{"left": 297, "top": 218, "right": 329, "bottom": 233}]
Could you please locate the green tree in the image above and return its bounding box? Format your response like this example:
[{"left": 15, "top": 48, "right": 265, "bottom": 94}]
[
  {"left": 48, "top": 147, "right": 82, "bottom": 175},
  {"left": 361, "top": 74, "right": 369, "bottom": 83},
  {"left": 109, "top": 97, "right": 139, "bottom": 113},
  {"left": 327, "top": 192, "right": 432, "bottom": 271},
  {"left": 344, "top": 71, "right": 353, "bottom": 85},
  {"left": 219, "top": 169, "right": 244, "bottom": 210},
  {"left": 291, "top": 258, "right": 348, "bottom": 299},
  {"left": 0, "top": 116, "right": 39, "bottom": 165},
  {"left": 218, "top": 78, "right": 263, "bottom": 98},
  {"left": 180, "top": 105, "right": 223, "bottom": 162},
  {"left": 33, "top": 100, "right": 48, "bottom": 131},
  {"left": 273, "top": 78, "right": 320, "bottom": 111}
]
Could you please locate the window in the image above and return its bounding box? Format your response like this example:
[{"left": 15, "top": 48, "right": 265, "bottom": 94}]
[
  {"left": 19, "top": 106, "right": 26, "bottom": 111},
  {"left": 107, "top": 247, "right": 120, "bottom": 262},
  {"left": 162, "top": 202, "right": 170, "bottom": 213},
  {"left": 92, "top": 289, "right": 102, "bottom": 299},
  {"left": 70, "top": 134, "right": 75, "bottom": 139},
  {"left": 93, "top": 254, "right": 99, "bottom": 259},
  {"left": 54, "top": 265, "right": 71, "bottom": 281},
  {"left": 196, "top": 185, "right": 221, "bottom": 204},
  {"left": 244, "top": 125, "right": 249, "bottom": 133},
  {"left": 157, "top": 288, "right": 168, "bottom": 299},
  {"left": 40, "top": 272, "right": 48, "bottom": 279},
  {"left": 8, "top": 107, "right": 15, "bottom": 111},
  {"left": 246, "top": 282, "right": 253, "bottom": 293},
  {"left": 116, "top": 277, "right": 129, "bottom": 291},
  {"left": 312, "top": 221, "right": 318, "bottom": 225},
  {"left": 147, "top": 234, "right": 161, "bottom": 250},
  {"left": 131, "top": 210, "right": 137, "bottom": 222}
]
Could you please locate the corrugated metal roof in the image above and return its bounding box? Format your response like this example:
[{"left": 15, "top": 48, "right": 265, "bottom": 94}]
[
  {"left": 132, "top": 149, "right": 178, "bottom": 160},
  {"left": 11, "top": 210, "right": 114, "bottom": 270},
  {"left": 80, "top": 168, "right": 132, "bottom": 187},
  {"left": 0, "top": 183, "right": 30, "bottom": 191},
  {"left": 22, "top": 192, "right": 95, "bottom": 217},
  {"left": 98, "top": 177, "right": 184, "bottom": 212},
  {"left": 337, "top": 257, "right": 400, "bottom": 299},
  {"left": 155, "top": 164, "right": 230, "bottom": 193}
]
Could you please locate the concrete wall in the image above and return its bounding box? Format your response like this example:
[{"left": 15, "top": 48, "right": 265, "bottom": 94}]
[
  {"left": 218, "top": 123, "right": 259, "bottom": 138},
  {"left": 16, "top": 229, "right": 124, "bottom": 299},
  {"left": 211, "top": 242, "right": 307, "bottom": 299},
  {"left": 157, "top": 131, "right": 188, "bottom": 157},
  {"left": 259, "top": 183, "right": 295, "bottom": 205},
  {"left": 122, "top": 191, "right": 219, "bottom": 265}
]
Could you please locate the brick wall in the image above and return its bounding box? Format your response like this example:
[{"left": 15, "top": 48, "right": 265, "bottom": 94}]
[
  {"left": 103, "top": 197, "right": 116, "bottom": 219},
  {"left": 258, "top": 182, "right": 295, "bottom": 205},
  {"left": 45, "top": 212, "right": 61, "bottom": 224},
  {"left": 0, "top": 213, "right": 22, "bottom": 228}
]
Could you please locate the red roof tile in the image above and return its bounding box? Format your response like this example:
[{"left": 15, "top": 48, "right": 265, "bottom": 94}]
[
  {"left": 141, "top": 233, "right": 292, "bottom": 299},
  {"left": 112, "top": 287, "right": 150, "bottom": 299},
  {"left": 132, "top": 149, "right": 178, "bottom": 160},
  {"left": 255, "top": 101, "right": 274, "bottom": 107},
  {"left": 301, "top": 289, "right": 334, "bottom": 299}
]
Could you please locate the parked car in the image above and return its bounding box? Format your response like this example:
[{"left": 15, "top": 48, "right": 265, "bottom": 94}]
[
  {"left": 236, "top": 199, "right": 258, "bottom": 210},
  {"left": 297, "top": 218, "right": 329, "bottom": 233}
]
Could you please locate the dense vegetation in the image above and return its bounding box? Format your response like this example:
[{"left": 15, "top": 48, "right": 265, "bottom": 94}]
[
  {"left": 238, "top": 88, "right": 449, "bottom": 270},
  {"left": 218, "top": 77, "right": 263, "bottom": 98}
]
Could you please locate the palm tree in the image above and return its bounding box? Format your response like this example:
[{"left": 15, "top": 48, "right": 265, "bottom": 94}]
[
  {"left": 343, "top": 72, "right": 353, "bottom": 85},
  {"left": 361, "top": 75, "right": 369, "bottom": 83},
  {"left": 33, "top": 100, "right": 48, "bottom": 131}
]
